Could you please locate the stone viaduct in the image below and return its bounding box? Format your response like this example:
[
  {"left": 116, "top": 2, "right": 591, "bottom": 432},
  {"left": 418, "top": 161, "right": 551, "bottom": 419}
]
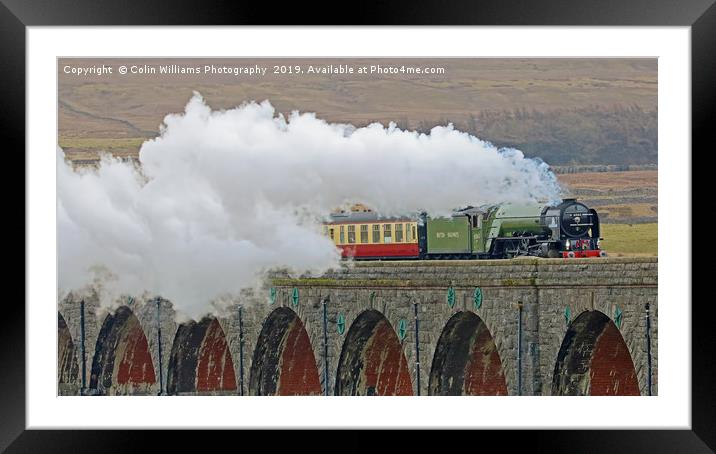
[{"left": 57, "top": 257, "right": 658, "bottom": 397}]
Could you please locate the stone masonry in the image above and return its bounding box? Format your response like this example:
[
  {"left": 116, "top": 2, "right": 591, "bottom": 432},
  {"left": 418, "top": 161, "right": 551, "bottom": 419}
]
[{"left": 57, "top": 257, "right": 657, "bottom": 396}]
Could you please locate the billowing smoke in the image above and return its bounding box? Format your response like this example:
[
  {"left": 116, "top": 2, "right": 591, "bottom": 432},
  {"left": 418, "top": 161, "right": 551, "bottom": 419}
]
[{"left": 58, "top": 93, "right": 561, "bottom": 319}]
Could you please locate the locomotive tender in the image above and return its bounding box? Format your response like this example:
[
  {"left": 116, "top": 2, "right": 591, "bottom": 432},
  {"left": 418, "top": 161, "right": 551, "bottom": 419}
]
[{"left": 323, "top": 199, "right": 606, "bottom": 260}]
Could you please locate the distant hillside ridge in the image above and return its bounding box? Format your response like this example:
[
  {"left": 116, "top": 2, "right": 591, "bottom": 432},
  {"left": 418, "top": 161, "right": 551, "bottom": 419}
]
[
  {"left": 60, "top": 105, "right": 658, "bottom": 168},
  {"left": 441, "top": 105, "right": 657, "bottom": 166},
  {"left": 551, "top": 164, "right": 657, "bottom": 174}
]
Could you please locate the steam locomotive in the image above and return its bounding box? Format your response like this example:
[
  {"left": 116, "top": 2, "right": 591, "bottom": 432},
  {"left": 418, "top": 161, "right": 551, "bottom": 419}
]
[{"left": 323, "top": 199, "right": 606, "bottom": 260}]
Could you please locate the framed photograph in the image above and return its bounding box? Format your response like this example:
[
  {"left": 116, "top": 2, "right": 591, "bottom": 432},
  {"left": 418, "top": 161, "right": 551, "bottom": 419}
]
[{"left": 7, "top": 0, "right": 710, "bottom": 451}]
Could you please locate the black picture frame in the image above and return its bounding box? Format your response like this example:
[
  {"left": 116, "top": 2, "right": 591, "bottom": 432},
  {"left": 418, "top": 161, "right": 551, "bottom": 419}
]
[{"left": 4, "top": 0, "right": 709, "bottom": 451}]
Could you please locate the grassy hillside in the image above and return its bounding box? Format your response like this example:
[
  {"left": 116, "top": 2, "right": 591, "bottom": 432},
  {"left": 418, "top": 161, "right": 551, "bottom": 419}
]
[
  {"left": 58, "top": 57, "right": 657, "bottom": 165},
  {"left": 463, "top": 106, "right": 657, "bottom": 165},
  {"left": 557, "top": 170, "right": 657, "bottom": 225}
]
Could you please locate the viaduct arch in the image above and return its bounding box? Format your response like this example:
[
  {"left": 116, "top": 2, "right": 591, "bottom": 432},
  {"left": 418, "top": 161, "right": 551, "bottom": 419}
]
[
  {"left": 89, "top": 306, "right": 156, "bottom": 395},
  {"left": 167, "top": 317, "right": 237, "bottom": 395},
  {"left": 334, "top": 309, "right": 413, "bottom": 396},
  {"left": 429, "top": 311, "right": 508, "bottom": 396},
  {"left": 58, "top": 312, "right": 80, "bottom": 395},
  {"left": 551, "top": 310, "right": 640, "bottom": 396},
  {"left": 248, "top": 307, "right": 321, "bottom": 396}
]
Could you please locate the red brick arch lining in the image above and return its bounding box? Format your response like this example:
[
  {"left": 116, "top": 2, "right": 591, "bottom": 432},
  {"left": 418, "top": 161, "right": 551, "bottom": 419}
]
[
  {"left": 335, "top": 310, "right": 413, "bottom": 396},
  {"left": 89, "top": 306, "right": 156, "bottom": 395},
  {"left": 249, "top": 307, "right": 321, "bottom": 396},
  {"left": 167, "top": 317, "right": 237, "bottom": 394},
  {"left": 429, "top": 311, "right": 508, "bottom": 396},
  {"left": 552, "top": 310, "right": 640, "bottom": 396},
  {"left": 58, "top": 312, "right": 79, "bottom": 388}
]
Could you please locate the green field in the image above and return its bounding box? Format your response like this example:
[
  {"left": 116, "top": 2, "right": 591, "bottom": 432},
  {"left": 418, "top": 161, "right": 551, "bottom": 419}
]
[{"left": 600, "top": 223, "right": 657, "bottom": 257}]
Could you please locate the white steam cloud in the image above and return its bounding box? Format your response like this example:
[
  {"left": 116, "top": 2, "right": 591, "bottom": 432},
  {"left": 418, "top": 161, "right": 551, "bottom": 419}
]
[{"left": 58, "top": 93, "right": 562, "bottom": 319}]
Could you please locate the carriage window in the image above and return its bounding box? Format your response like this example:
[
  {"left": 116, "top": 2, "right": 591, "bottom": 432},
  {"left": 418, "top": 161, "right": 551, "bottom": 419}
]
[
  {"left": 339, "top": 226, "right": 345, "bottom": 244},
  {"left": 412, "top": 225, "right": 417, "bottom": 241},
  {"left": 372, "top": 224, "right": 380, "bottom": 243},
  {"left": 360, "top": 225, "right": 368, "bottom": 243},
  {"left": 383, "top": 224, "right": 392, "bottom": 243},
  {"left": 395, "top": 224, "right": 404, "bottom": 242},
  {"left": 347, "top": 225, "right": 356, "bottom": 244},
  {"left": 406, "top": 223, "right": 412, "bottom": 242},
  {"left": 329, "top": 228, "right": 335, "bottom": 241}
]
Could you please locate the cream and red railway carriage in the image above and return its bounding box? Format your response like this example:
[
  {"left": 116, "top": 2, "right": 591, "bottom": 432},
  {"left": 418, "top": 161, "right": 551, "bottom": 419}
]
[{"left": 323, "top": 205, "right": 419, "bottom": 259}]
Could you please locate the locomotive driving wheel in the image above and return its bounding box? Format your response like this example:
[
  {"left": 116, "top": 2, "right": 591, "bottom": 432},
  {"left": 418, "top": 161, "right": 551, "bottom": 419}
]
[
  {"left": 504, "top": 238, "right": 532, "bottom": 258},
  {"left": 515, "top": 238, "right": 531, "bottom": 257}
]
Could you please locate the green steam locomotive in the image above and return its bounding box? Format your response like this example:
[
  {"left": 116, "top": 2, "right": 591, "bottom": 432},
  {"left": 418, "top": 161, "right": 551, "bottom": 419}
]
[{"left": 420, "top": 198, "right": 605, "bottom": 259}]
